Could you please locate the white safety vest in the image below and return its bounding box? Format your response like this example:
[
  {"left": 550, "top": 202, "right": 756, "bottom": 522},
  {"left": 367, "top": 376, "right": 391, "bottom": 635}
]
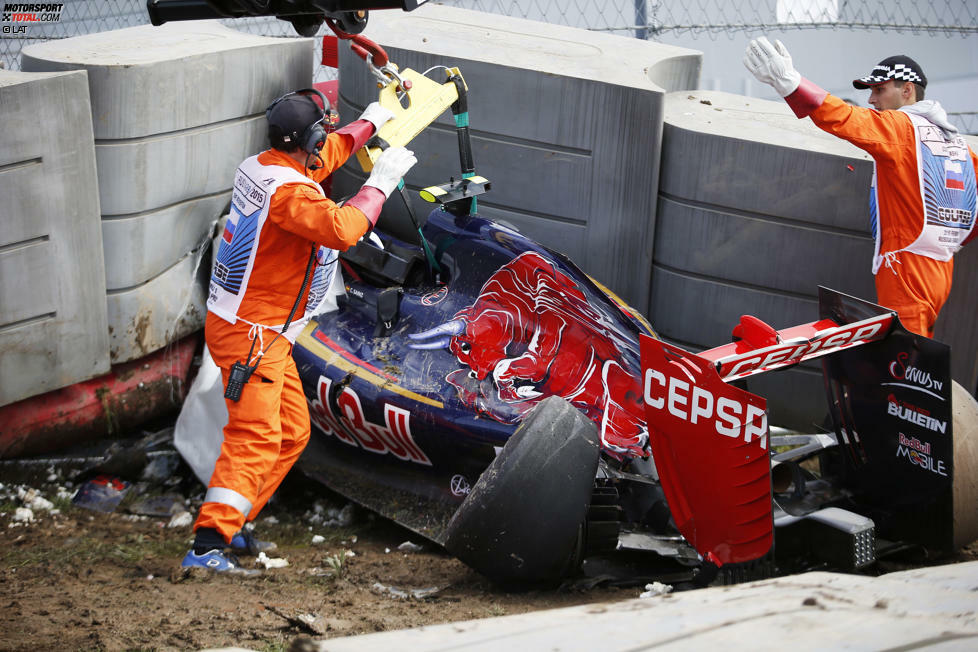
[
  {"left": 870, "top": 113, "right": 977, "bottom": 274},
  {"left": 208, "top": 155, "right": 338, "bottom": 342}
]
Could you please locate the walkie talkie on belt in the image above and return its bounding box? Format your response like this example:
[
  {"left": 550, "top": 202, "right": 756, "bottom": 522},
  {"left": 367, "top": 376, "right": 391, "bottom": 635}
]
[
  {"left": 224, "top": 245, "right": 317, "bottom": 402},
  {"left": 224, "top": 360, "right": 256, "bottom": 401}
]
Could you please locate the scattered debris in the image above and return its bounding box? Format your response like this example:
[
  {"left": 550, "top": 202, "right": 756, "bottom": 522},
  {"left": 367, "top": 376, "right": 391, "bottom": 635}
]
[
  {"left": 372, "top": 582, "right": 443, "bottom": 600},
  {"left": 257, "top": 552, "right": 289, "bottom": 569},
  {"left": 311, "top": 534, "right": 325, "bottom": 545},
  {"left": 397, "top": 541, "right": 424, "bottom": 553},
  {"left": 12, "top": 507, "right": 34, "bottom": 523},
  {"left": 72, "top": 475, "right": 131, "bottom": 513},
  {"left": 17, "top": 487, "right": 55, "bottom": 512},
  {"left": 128, "top": 493, "right": 186, "bottom": 517},
  {"left": 262, "top": 603, "right": 327, "bottom": 636},
  {"left": 79, "top": 428, "right": 175, "bottom": 481},
  {"left": 140, "top": 451, "right": 182, "bottom": 484},
  {"left": 329, "top": 503, "right": 355, "bottom": 527},
  {"left": 298, "top": 567, "right": 337, "bottom": 578},
  {"left": 639, "top": 581, "right": 673, "bottom": 598},
  {"left": 167, "top": 511, "right": 193, "bottom": 528}
]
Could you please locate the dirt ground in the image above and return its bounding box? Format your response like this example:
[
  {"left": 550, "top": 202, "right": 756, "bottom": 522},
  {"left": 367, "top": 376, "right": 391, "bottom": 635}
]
[
  {"left": 0, "top": 464, "right": 635, "bottom": 652},
  {"left": 3, "top": 444, "right": 977, "bottom": 652}
]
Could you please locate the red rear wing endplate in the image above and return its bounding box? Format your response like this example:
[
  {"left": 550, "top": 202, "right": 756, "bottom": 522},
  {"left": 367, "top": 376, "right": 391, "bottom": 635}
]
[{"left": 639, "top": 309, "right": 896, "bottom": 567}]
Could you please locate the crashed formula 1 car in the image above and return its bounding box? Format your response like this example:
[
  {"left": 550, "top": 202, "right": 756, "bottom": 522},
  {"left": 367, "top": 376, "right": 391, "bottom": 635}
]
[
  {"left": 295, "top": 202, "right": 978, "bottom": 585},
  {"left": 263, "top": 53, "right": 978, "bottom": 585}
]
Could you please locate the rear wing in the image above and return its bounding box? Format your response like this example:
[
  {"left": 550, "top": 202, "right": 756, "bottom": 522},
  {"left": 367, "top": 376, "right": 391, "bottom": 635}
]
[{"left": 640, "top": 287, "right": 955, "bottom": 568}]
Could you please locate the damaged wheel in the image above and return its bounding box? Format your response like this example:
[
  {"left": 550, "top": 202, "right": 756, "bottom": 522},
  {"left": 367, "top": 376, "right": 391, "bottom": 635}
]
[
  {"left": 952, "top": 380, "right": 978, "bottom": 549},
  {"left": 443, "top": 396, "right": 601, "bottom": 585}
]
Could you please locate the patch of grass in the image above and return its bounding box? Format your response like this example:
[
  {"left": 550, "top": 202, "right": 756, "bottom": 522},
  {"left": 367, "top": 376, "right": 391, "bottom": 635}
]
[
  {"left": 1, "top": 528, "right": 187, "bottom": 569},
  {"left": 50, "top": 494, "right": 76, "bottom": 513},
  {"left": 322, "top": 552, "right": 346, "bottom": 577}
]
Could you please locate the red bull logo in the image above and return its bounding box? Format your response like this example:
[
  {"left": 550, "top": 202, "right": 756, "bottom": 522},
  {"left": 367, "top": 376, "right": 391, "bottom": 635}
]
[
  {"left": 409, "top": 252, "right": 647, "bottom": 459},
  {"left": 896, "top": 433, "right": 946, "bottom": 476},
  {"left": 309, "top": 376, "right": 431, "bottom": 466}
]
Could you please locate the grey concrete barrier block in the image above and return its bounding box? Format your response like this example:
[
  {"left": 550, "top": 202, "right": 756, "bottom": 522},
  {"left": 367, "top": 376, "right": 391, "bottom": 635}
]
[
  {"left": 94, "top": 117, "right": 265, "bottom": 216},
  {"left": 20, "top": 21, "right": 314, "bottom": 140},
  {"left": 334, "top": 4, "right": 701, "bottom": 314},
  {"left": 654, "top": 91, "right": 881, "bottom": 428},
  {"left": 106, "top": 245, "right": 209, "bottom": 364},
  {"left": 101, "top": 191, "right": 229, "bottom": 291},
  {"left": 0, "top": 70, "right": 110, "bottom": 407},
  {"left": 21, "top": 21, "right": 315, "bottom": 364},
  {"left": 654, "top": 195, "right": 875, "bottom": 298},
  {"left": 660, "top": 91, "right": 875, "bottom": 228}
]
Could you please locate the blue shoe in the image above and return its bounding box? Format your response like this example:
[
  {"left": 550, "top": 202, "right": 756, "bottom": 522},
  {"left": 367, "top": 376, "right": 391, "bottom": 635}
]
[
  {"left": 181, "top": 549, "right": 260, "bottom": 576},
  {"left": 230, "top": 528, "right": 278, "bottom": 555}
]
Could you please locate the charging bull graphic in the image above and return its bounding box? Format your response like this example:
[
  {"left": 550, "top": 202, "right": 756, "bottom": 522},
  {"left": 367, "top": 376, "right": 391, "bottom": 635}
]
[{"left": 409, "top": 251, "right": 648, "bottom": 458}]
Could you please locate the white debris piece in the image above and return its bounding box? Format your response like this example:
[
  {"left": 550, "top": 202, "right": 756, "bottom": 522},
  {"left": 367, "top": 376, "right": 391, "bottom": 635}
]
[
  {"left": 29, "top": 495, "right": 54, "bottom": 512},
  {"left": 344, "top": 550, "right": 356, "bottom": 558},
  {"left": 298, "top": 613, "right": 319, "bottom": 627},
  {"left": 262, "top": 515, "right": 280, "bottom": 525},
  {"left": 17, "top": 487, "right": 53, "bottom": 511},
  {"left": 311, "top": 534, "right": 325, "bottom": 545},
  {"left": 397, "top": 541, "right": 424, "bottom": 553},
  {"left": 373, "top": 582, "right": 409, "bottom": 599},
  {"left": 372, "top": 582, "right": 442, "bottom": 600},
  {"left": 167, "top": 510, "right": 193, "bottom": 528},
  {"left": 13, "top": 507, "right": 34, "bottom": 523},
  {"left": 304, "top": 501, "right": 326, "bottom": 525},
  {"left": 325, "top": 503, "right": 355, "bottom": 527},
  {"left": 640, "top": 581, "right": 674, "bottom": 598},
  {"left": 256, "top": 552, "right": 289, "bottom": 569}
]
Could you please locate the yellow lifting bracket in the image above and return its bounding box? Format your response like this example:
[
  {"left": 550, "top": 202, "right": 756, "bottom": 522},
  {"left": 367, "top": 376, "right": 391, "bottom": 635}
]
[{"left": 356, "top": 66, "right": 467, "bottom": 172}]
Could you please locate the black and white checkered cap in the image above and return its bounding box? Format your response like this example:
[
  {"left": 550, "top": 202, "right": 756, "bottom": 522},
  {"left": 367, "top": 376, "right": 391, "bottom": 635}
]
[{"left": 853, "top": 55, "right": 927, "bottom": 89}]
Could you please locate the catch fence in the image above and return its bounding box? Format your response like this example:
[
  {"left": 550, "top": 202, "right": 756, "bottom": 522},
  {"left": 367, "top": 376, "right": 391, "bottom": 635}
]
[{"left": 0, "top": 1, "right": 975, "bottom": 131}]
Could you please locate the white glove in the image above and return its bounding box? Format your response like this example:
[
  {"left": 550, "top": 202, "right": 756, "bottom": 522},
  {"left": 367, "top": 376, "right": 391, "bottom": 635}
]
[
  {"left": 363, "top": 147, "right": 417, "bottom": 198},
  {"left": 358, "top": 102, "right": 395, "bottom": 133},
  {"left": 743, "top": 37, "right": 802, "bottom": 97}
]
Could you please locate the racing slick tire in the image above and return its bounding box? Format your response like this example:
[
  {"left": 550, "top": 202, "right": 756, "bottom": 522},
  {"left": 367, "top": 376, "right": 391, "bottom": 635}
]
[
  {"left": 952, "top": 381, "right": 978, "bottom": 549},
  {"left": 443, "top": 396, "right": 601, "bottom": 585}
]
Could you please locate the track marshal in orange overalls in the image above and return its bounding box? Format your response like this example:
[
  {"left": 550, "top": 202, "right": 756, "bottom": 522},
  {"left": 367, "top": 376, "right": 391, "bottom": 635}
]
[
  {"left": 182, "top": 89, "right": 417, "bottom": 573},
  {"left": 744, "top": 38, "right": 977, "bottom": 338}
]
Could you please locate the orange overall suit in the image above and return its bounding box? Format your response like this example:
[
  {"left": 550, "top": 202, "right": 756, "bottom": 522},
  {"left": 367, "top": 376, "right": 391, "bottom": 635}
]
[
  {"left": 790, "top": 93, "right": 978, "bottom": 337},
  {"left": 196, "top": 121, "right": 386, "bottom": 543}
]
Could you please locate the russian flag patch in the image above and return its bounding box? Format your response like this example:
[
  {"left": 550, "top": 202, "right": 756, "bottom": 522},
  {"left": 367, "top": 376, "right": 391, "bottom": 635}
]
[
  {"left": 222, "top": 219, "right": 236, "bottom": 244},
  {"left": 945, "top": 160, "right": 966, "bottom": 191}
]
